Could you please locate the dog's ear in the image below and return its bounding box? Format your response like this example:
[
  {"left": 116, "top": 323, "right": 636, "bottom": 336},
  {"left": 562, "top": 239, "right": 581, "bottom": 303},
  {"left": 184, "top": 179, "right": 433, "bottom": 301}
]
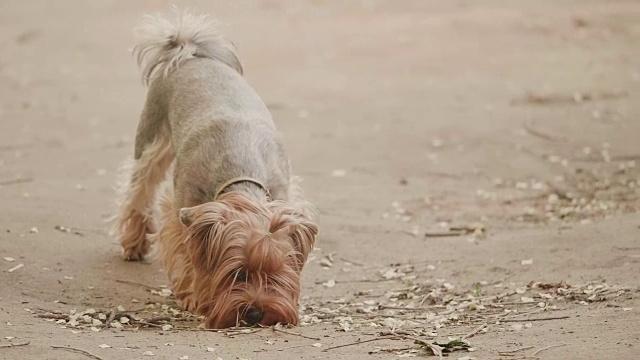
[
  {"left": 181, "top": 201, "right": 236, "bottom": 273},
  {"left": 178, "top": 207, "right": 195, "bottom": 227},
  {"left": 179, "top": 204, "right": 229, "bottom": 228},
  {"left": 274, "top": 211, "right": 318, "bottom": 270}
]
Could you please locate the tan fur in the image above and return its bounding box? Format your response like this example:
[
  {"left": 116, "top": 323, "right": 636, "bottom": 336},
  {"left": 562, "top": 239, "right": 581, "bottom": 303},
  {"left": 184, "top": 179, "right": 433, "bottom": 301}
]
[
  {"left": 148, "top": 183, "right": 198, "bottom": 311},
  {"left": 111, "top": 9, "right": 318, "bottom": 328},
  {"left": 112, "top": 132, "right": 173, "bottom": 260}
]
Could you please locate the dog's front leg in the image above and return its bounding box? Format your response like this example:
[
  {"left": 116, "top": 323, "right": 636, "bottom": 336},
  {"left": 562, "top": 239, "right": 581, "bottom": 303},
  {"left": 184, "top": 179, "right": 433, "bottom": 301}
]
[{"left": 113, "top": 131, "right": 173, "bottom": 261}]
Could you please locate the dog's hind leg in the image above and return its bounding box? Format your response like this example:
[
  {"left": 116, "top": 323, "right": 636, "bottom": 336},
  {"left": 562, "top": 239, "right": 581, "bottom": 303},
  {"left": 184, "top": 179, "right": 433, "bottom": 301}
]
[{"left": 113, "top": 96, "right": 174, "bottom": 261}]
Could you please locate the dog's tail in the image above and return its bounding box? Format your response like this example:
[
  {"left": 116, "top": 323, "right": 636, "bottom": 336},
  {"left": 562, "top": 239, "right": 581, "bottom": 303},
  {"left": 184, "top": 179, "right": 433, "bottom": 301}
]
[{"left": 133, "top": 8, "right": 243, "bottom": 86}]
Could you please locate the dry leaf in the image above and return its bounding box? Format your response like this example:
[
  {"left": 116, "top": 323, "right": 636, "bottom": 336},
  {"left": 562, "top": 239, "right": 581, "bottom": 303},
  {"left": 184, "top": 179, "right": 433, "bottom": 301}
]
[
  {"left": 443, "top": 283, "right": 455, "bottom": 290},
  {"left": 381, "top": 268, "right": 404, "bottom": 279},
  {"left": 319, "top": 257, "right": 334, "bottom": 268},
  {"left": 99, "top": 344, "right": 111, "bottom": 349},
  {"left": 7, "top": 263, "right": 24, "bottom": 273},
  {"left": 520, "top": 259, "right": 533, "bottom": 266},
  {"left": 143, "top": 351, "right": 155, "bottom": 356},
  {"left": 110, "top": 322, "right": 123, "bottom": 329},
  {"left": 322, "top": 279, "right": 336, "bottom": 288}
]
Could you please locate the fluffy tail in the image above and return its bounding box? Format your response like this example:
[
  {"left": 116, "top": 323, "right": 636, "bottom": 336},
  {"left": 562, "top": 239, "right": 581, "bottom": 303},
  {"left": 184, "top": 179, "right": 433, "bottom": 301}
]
[{"left": 133, "top": 9, "right": 243, "bottom": 86}]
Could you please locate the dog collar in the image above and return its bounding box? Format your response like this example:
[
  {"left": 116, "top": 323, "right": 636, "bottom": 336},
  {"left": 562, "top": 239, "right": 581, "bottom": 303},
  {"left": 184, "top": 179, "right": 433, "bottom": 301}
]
[{"left": 214, "top": 176, "right": 272, "bottom": 200}]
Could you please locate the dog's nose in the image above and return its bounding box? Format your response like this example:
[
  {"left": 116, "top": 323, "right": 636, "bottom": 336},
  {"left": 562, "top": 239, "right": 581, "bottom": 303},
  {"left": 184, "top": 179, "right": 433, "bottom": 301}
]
[{"left": 244, "top": 307, "right": 263, "bottom": 325}]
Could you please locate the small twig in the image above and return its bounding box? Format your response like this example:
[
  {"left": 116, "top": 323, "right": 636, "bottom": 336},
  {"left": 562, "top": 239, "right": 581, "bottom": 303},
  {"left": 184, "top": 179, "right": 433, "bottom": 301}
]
[
  {"left": 51, "top": 345, "right": 105, "bottom": 360},
  {"left": 0, "top": 177, "right": 33, "bottom": 186},
  {"left": 115, "top": 279, "right": 161, "bottom": 291},
  {"left": 500, "top": 315, "right": 570, "bottom": 323},
  {"left": 378, "top": 305, "right": 441, "bottom": 311},
  {"left": 135, "top": 320, "right": 163, "bottom": 328},
  {"left": 276, "top": 344, "right": 312, "bottom": 351},
  {"left": 146, "top": 316, "right": 171, "bottom": 324},
  {"left": 573, "top": 154, "right": 640, "bottom": 163},
  {"left": 530, "top": 343, "right": 567, "bottom": 357},
  {"left": 7, "top": 263, "right": 24, "bottom": 273},
  {"left": 380, "top": 331, "right": 444, "bottom": 358},
  {"left": 37, "top": 313, "right": 69, "bottom": 320},
  {"left": 523, "top": 118, "right": 566, "bottom": 142},
  {"left": 106, "top": 308, "right": 117, "bottom": 325},
  {"left": 0, "top": 341, "right": 30, "bottom": 348},
  {"left": 122, "top": 306, "right": 149, "bottom": 313},
  {"left": 339, "top": 257, "right": 364, "bottom": 266},
  {"left": 463, "top": 324, "right": 486, "bottom": 339},
  {"left": 424, "top": 231, "right": 467, "bottom": 238},
  {"left": 381, "top": 330, "right": 421, "bottom": 337},
  {"left": 272, "top": 325, "right": 321, "bottom": 340},
  {"left": 613, "top": 246, "right": 640, "bottom": 251},
  {"left": 498, "top": 345, "right": 534, "bottom": 355},
  {"left": 449, "top": 226, "right": 481, "bottom": 234},
  {"left": 309, "top": 308, "right": 425, "bottom": 322},
  {"left": 479, "top": 290, "right": 520, "bottom": 302},
  {"left": 322, "top": 335, "right": 400, "bottom": 352},
  {"left": 494, "top": 301, "right": 537, "bottom": 306},
  {"left": 178, "top": 327, "right": 261, "bottom": 335},
  {"left": 314, "top": 278, "right": 394, "bottom": 285}
]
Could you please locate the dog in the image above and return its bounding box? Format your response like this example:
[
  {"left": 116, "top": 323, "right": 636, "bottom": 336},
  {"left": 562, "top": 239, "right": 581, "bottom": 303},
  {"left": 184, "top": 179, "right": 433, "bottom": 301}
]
[{"left": 111, "top": 10, "right": 318, "bottom": 329}]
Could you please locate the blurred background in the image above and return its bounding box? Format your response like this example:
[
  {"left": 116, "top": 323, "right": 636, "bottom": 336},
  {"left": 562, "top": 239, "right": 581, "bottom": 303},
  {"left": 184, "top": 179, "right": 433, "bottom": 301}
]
[{"left": 0, "top": 1, "right": 638, "bottom": 359}]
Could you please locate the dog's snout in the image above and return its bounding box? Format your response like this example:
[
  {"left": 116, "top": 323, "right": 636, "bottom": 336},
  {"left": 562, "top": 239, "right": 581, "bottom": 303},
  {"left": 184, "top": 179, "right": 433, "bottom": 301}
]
[{"left": 244, "top": 307, "right": 263, "bottom": 325}]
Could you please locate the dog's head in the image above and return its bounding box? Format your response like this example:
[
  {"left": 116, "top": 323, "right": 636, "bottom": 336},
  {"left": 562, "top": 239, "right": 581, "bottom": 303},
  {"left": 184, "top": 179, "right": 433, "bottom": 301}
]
[{"left": 178, "top": 192, "right": 317, "bottom": 328}]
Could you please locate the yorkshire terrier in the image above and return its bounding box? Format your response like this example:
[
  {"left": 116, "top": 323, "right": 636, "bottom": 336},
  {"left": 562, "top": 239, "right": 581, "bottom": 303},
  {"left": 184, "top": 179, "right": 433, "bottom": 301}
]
[{"left": 111, "top": 10, "right": 318, "bottom": 328}]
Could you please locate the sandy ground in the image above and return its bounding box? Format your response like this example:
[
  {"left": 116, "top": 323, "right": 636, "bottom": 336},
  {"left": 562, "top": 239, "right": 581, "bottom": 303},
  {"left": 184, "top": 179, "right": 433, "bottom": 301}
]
[{"left": 1, "top": 1, "right": 639, "bottom": 359}]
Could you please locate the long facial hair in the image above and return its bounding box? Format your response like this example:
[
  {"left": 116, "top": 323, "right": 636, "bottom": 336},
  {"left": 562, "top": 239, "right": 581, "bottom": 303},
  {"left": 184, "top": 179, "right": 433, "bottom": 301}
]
[{"left": 179, "top": 192, "right": 317, "bottom": 328}]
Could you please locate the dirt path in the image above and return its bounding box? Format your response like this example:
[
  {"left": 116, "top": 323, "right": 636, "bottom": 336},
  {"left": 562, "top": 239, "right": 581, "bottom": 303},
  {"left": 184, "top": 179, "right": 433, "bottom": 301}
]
[{"left": 1, "top": 1, "right": 639, "bottom": 359}]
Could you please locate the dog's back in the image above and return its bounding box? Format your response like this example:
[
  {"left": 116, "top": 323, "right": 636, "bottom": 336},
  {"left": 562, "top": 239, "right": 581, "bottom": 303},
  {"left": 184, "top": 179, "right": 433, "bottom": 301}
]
[{"left": 133, "top": 10, "right": 290, "bottom": 207}]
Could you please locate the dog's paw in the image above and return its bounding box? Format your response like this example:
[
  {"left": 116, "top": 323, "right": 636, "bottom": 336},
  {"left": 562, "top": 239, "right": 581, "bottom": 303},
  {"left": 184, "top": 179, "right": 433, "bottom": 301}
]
[
  {"left": 177, "top": 296, "right": 198, "bottom": 312},
  {"left": 122, "top": 250, "right": 144, "bottom": 261},
  {"left": 121, "top": 242, "right": 149, "bottom": 261}
]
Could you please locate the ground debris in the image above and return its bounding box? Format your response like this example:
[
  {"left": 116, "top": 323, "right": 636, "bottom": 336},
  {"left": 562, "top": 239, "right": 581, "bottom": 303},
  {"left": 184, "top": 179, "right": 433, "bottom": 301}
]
[
  {"left": 32, "top": 267, "right": 634, "bottom": 356},
  {"left": 511, "top": 90, "right": 628, "bottom": 106},
  {"left": 300, "top": 263, "right": 633, "bottom": 355},
  {"left": 35, "top": 303, "right": 204, "bottom": 332}
]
